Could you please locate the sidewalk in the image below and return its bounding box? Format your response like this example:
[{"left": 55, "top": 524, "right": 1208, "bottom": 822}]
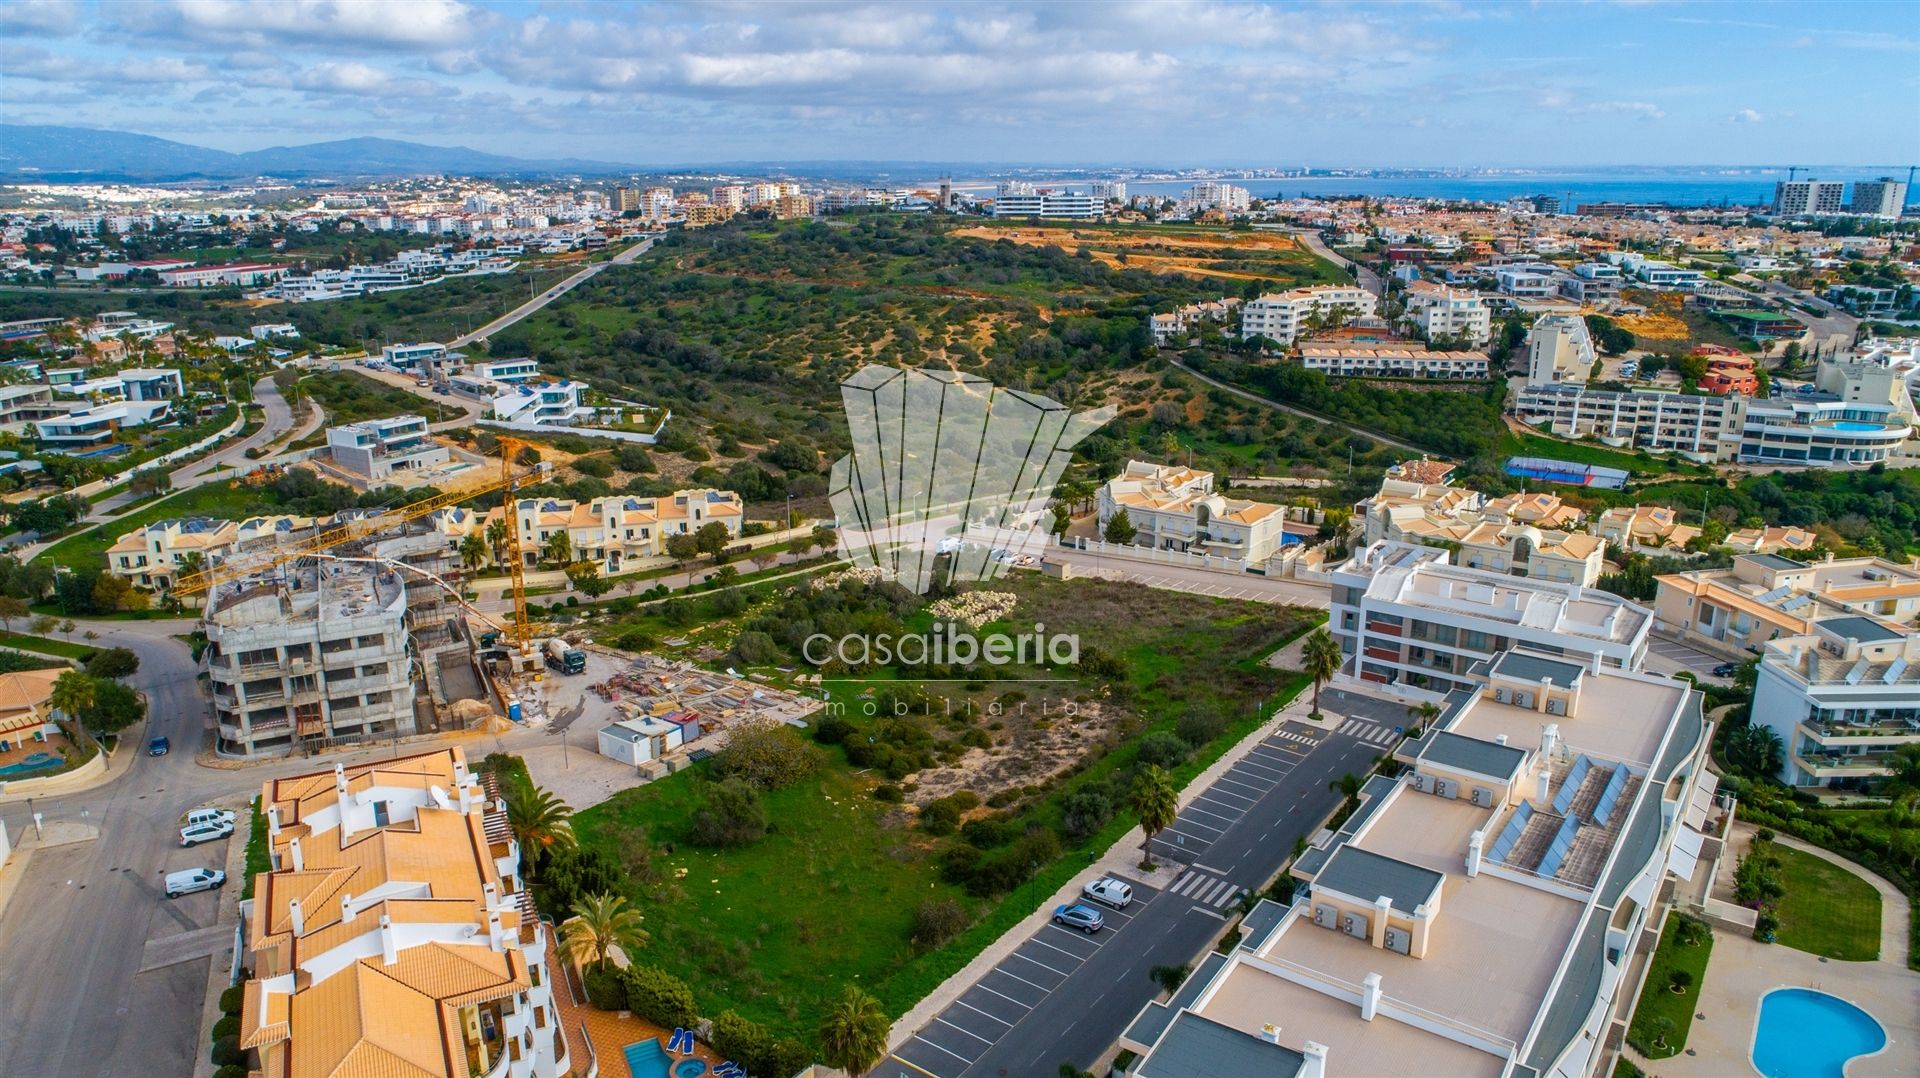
[
  {"left": 0, "top": 817, "right": 99, "bottom": 926},
  {"left": 883, "top": 688, "right": 1328, "bottom": 1053}
]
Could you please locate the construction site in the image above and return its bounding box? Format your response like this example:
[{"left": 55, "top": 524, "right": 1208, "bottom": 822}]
[{"left": 182, "top": 437, "right": 562, "bottom": 758}]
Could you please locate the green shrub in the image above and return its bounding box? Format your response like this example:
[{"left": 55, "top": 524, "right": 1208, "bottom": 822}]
[
  {"left": 583, "top": 963, "right": 628, "bottom": 1011},
  {"left": 623, "top": 965, "right": 699, "bottom": 1030},
  {"left": 919, "top": 798, "right": 962, "bottom": 835},
  {"left": 210, "top": 1035, "right": 244, "bottom": 1068},
  {"left": 212, "top": 1015, "right": 239, "bottom": 1040},
  {"left": 711, "top": 1010, "right": 773, "bottom": 1072},
  {"left": 959, "top": 815, "right": 1020, "bottom": 849},
  {"left": 218, "top": 985, "right": 245, "bottom": 1015},
  {"left": 871, "top": 783, "right": 903, "bottom": 802},
  {"left": 216, "top": 1065, "right": 248, "bottom": 1078},
  {"left": 812, "top": 715, "right": 855, "bottom": 745},
  {"left": 911, "top": 898, "right": 972, "bottom": 951},
  {"left": 1134, "top": 731, "right": 1189, "bottom": 769}
]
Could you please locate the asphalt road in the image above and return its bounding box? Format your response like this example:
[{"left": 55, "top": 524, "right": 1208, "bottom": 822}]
[
  {"left": 883, "top": 716, "right": 1387, "bottom": 1078},
  {"left": 448, "top": 236, "right": 654, "bottom": 350},
  {"left": 1040, "top": 545, "right": 1334, "bottom": 610}
]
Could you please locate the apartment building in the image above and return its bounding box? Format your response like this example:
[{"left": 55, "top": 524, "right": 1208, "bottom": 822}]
[
  {"left": 1524, "top": 313, "right": 1596, "bottom": 386},
  {"left": 1298, "top": 345, "right": 1489, "bottom": 380},
  {"left": 1121, "top": 650, "right": 1712, "bottom": 1078},
  {"left": 1558, "top": 262, "right": 1624, "bottom": 304},
  {"left": 439, "top": 489, "right": 745, "bottom": 571},
  {"left": 1594, "top": 505, "right": 1700, "bottom": 554},
  {"left": 156, "top": 262, "right": 284, "bottom": 287},
  {"left": 1753, "top": 618, "right": 1920, "bottom": 788},
  {"left": 240, "top": 749, "right": 569, "bottom": 1078},
  {"left": 1240, "top": 286, "right": 1379, "bottom": 347},
  {"left": 0, "top": 384, "right": 64, "bottom": 433},
  {"left": 1182, "top": 182, "right": 1252, "bottom": 213},
  {"left": 204, "top": 560, "right": 418, "bottom": 756},
  {"left": 1653, "top": 552, "right": 1920, "bottom": 658},
  {"left": 1814, "top": 340, "right": 1919, "bottom": 420},
  {"left": 326, "top": 415, "right": 450, "bottom": 482},
  {"left": 1149, "top": 298, "right": 1240, "bottom": 346},
  {"left": 1495, "top": 264, "right": 1559, "bottom": 299},
  {"left": 1512, "top": 383, "right": 1913, "bottom": 466},
  {"left": 1400, "top": 281, "right": 1491, "bottom": 345},
  {"left": 107, "top": 514, "right": 325, "bottom": 591},
  {"left": 1849, "top": 177, "right": 1909, "bottom": 218},
  {"left": 1724, "top": 525, "right": 1816, "bottom": 555},
  {"left": 991, "top": 192, "right": 1103, "bottom": 218},
  {"left": 1331, "top": 543, "right": 1651, "bottom": 699},
  {"left": 771, "top": 194, "right": 814, "bottom": 220},
  {"left": 1098, "top": 460, "right": 1290, "bottom": 564},
  {"left": 1360, "top": 477, "right": 1603, "bottom": 586},
  {"left": 1773, "top": 179, "right": 1846, "bottom": 216}
]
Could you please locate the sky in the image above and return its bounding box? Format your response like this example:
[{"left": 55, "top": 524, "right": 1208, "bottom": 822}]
[{"left": 1, "top": 0, "right": 1915, "bottom": 167}]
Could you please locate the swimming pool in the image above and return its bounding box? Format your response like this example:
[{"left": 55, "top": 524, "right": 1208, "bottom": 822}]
[
  {"left": 622, "top": 1040, "right": 708, "bottom": 1078},
  {"left": 0, "top": 751, "right": 62, "bottom": 778},
  {"left": 1751, "top": 987, "right": 1886, "bottom": 1078},
  {"left": 1829, "top": 421, "right": 1887, "bottom": 432}
]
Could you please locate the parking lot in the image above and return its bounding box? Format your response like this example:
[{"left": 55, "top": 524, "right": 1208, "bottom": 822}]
[
  {"left": 1646, "top": 637, "right": 1736, "bottom": 682},
  {"left": 883, "top": 877, "right": 1161, "bottom": 1078},
  {"left": 1150, "top": 719, "right": 1361, "bottom": 865}
]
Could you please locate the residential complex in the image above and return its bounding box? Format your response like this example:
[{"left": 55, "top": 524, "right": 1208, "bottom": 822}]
[
  {"left": 203, "top": 560, "right": 419, "bottom": 756},
  {"left": 1524, "top": 313, "right": 1596, "bottom": 386},
  {"left": 239, "top": 749, "right": 568, "bottom": 1078},
  {"left": 435, "top": 489, "right": 745, "bottom": 571},
  {"left": 1149, "top": 298, "right": 1240, "bottom": 346},
  {"left": 991, "top": 189, "right": 1102, "bottom": 218},
  {"left": 325, "top": 415, "right": 451, "bottom": 483},
  {"left": 106, "top": 514, "right": 323, "bottom": 591},
  {"left": 1097, "top": 459, "right": 1290, "bottom": 564},
  {"left": 1512, "top": 383, "right": 1915, "bottom": 466},
  {"left": 1123, "top": 650, "right": 1713, "bottom": 1078},
  {"left": 1593, "top": 505, "right": 1699, "bottom": 555},
  {"left": 1240, "top": 286, "right": 1380, "bottom": 347},
  {"left": 1848, "top": 177, "right": 1909, "bottom": 218},
  {"left": 1358, "top": 474, "right": 1604, "bottom": 587},
  {"left": 1752, "top": 617, "right": 1920, "bottom": 788},
  {"left": 1298, "top": 344, "right": 1489, "bottom": 380},
  {"left": 1652, "top": 552, "right": 1920, "bottom": 659},
  {"left": 1771, "top": 179, "right": 1848, "bottom": 217},
  {"left": 1330, "top": 542, "right": 1652, "bottom": 700},
  {"left": 1400, "top": 280, "right": 1491, "bottom": 345}
]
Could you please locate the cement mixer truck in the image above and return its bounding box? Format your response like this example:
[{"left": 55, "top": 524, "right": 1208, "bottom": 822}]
[{"left": 543, "top": 638, "right": 586, "bottom": 675}]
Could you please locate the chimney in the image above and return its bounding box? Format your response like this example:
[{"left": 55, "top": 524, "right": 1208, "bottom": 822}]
[
  {"left": 288, "top": 836, "right": 304, "bottom": 871},
  {"left": 1302, "top": 1042, "right": 1329, "bottom": 1078},
  {"left": 380, "top": 914, "right": 398, "bottom": 965},
  {"left": 288, "top": 898, "right": 305, "bottom": 936},
  {"left": 1537, "top": 768, "right": 1552, "bottom": 803},
  {"left": 1372, "top": 895, "right": 1392, "bottom": 948},
  {"left": 1259, "top": 1023, "right": 1282, "bottom": 1044},
  {"left": 1494, "top": 733, "right": 1509, "bottom": 747},
  {"left": 458, "top": 783, "right": 472, "bottom": 815},
  {"left": 341, "top": 891, "right": 355, "bottom": 924},
  {"left": 267, "top": 805, "right": 281, "bottom": 837},
  {"left": 483, "top": 882, "right": 498, "bottom": 910},
  {"left": 1542, "top": 722, "right": 1560, "bottom": 758},
  {"left": 1466, "top": 830, "right": 1484, "bottom": 877},
  {"left": 487, "top": 907, "right": 505, "bottom": 952},
  {"left": 334, "top": 761, "right": 347, "bottom": 795},
  {"left": 1361, "top": 971, "right": 1383, "bottom": 1021}
]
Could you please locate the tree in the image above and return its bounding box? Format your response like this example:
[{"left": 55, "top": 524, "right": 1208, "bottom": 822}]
[
  {"left": 1049, "top": 503, "right": 1071, "bottom": 538},
  {"left": 694, "top": 520, "right": 733, "bottom": 564},
  {"left": 80, "top": 679, "right": 144, "bottom": 735},
  {"left": 459, "top": 532, "right": 488, "bottom": 573},
  {"left": 30, "top": 614, "right": 56, "bottom": 637},
  {"left": 485, "top": 518, "right": 511, "bottom": 566},
  {"left": 1329, "top": 772, "right": 1364, "bottom": 813},
  {"left": 502, "top": 776, "right": 575, "bottom": 877},
  {"left": 1149, "top": 964, "right": 1191, "bottom": 994},
  {"left": 1129, "top": 764, "right": 1178, "bottom": 870},
  {"left": 818, "top": 985, "right": 889, "bottom": 1076},
  {"left": 85, "top": 647, "right": 139, "bottom": 679},
  {"left": 664, "top": 532, "right": 700, "bottom": 565},
  {"left": 812, "top": 524, "right": 838, "bottom": 555},
  {"left": 1726, "top": 724, "right": 1785, "bottom": 779},
  {"left": 1301, "top": 629, "right": 1342, "bottom": 718},
  {"left": 1103, "top": 508, "right": 1137, "bottom": 545},
  {"left": 559, "top": 892, "right": 650, "bottom": 971},
  {"left": 689, "top": 778, "right": 768, "bottom": 846},
  {"left": 565, "top": 560, "right": 613, "bottom": 598},
  {"left": 50, "top": 670, "right": 96, "bottom": 722},
  {"left": 715, "top": 720, "right": 818, "bottom": 790},
  {"left": 1408, "top": 700, "right": 1440, "bottom": 737},
  {"left": 0, "top": 595, "right": 27, "bottom": 634},
  {"left": 541, "top": 529, "right": 572, "bottom": 567}
]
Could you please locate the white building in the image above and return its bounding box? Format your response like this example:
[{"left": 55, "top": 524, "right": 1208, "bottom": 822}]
[
  {"left": 1773, "top": 179, "right": 1846, "bottom": 216},
  {"left": 471, "top": 358, "right": 540, "bottom": 384},
  {"left": 1097, "top": 460, "right": 1290, "bottom": 564},
  {"left": 1181, "top": 182, "right": 1251, "bottom": 213},
  {"left": 1524, "top": 313, "right": 1596, "bottom": 386},
  {"left": 1849, "top": 177, "right": 1908, "bottom": 218},
  {"left": 325, "top": 415, "right": 450, "bottom": 481},
  {"left": 1299, "top": 345, "right": 1489, "bottom": 380},
  {"left": 486, "top": 380, "right": 592, "bottom": 427},
  {"left": 1241, "top": 286, "right": 1379, "bottom": 347},
  {"left": 1400, "top": 281, "right": 1491, "bottom": 346},
  {"left": 992, "top": 192, "right": 1103, "bottom": 218},
  {"left": 381, "top": 342, "right": 448, "bottom": 370},
  {"left": 1753, "top": 617, "right": 1920, "bottom": 788},
  {"left": 33, "top": 399, "right": 173, "bottom": 450}
]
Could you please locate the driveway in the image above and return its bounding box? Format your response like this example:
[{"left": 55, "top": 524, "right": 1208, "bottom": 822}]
[
  {"left": 1037, "top": 546, "right": 1334, "bottom": 610},
  {"left": 1645, "top": 636, "right": 1735, "bottom": 684}
]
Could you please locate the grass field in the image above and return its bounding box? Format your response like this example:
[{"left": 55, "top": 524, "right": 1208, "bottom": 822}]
[
  {"left": 569, "top": 574, "right": 1320, "bottom": 1048},
  {"left": 1626, "top": 912, "right": 1714, "bottom": 1059},
  {"left": 0, "top": 632, "right": 94, "bottom": 659},
  {"left": 1498, "top": 430, "right": 1708, "bottom": 477},
  {"left": 39, "top": 480, "right": 266, "bottom": 571},
  {"left": 294, "top": 370, "right": 461, "bottom": 436},
  {"left": 1771, "top": 844, "right": 1881, "bottom": 961}
]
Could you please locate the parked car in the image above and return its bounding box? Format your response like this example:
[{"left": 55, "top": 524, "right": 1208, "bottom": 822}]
[
  {"left": 1052, "top": 902, "right": 1105, "bottom": 934},
  {"left": 164, "top": 868, "right": 225, "bottom": 898},
  {"left": 147, "top": 736, "right": 170, "bottom": 756},
  {"left": 1711, "top": 662, "right": 1739, "bottom": 678},
  {"left": 183, "top": 808, "right": 237, "bottom": 830},
  {"left": 1082, "top": 876, "right": 1133, "bottom": 908},
  {"left": 180, "top": 819, "right": 235, "bottom": 847}
]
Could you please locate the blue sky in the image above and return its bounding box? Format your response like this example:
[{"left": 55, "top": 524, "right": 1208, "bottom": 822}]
[{"left": 1, "top": 0, "right": 1914, "bottom": 166}]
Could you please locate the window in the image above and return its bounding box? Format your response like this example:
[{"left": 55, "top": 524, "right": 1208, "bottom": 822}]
[
  {"left": 355, "top": 635, "right": 384, "bottom": 650},
  {"left": 372, "top": 800, "right": 390, "bottom": 827}
]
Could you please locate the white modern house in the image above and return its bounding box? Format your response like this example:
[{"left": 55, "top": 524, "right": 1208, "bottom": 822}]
[
  {"left": 325, "top": 415, "right": 449, "bottom": 482},
  {"left": 1752, "top": 617, "right": 1920, "bottom": 788},
  {"left": 1401, "top": 281, "right": 1491, "bottom": 345}
]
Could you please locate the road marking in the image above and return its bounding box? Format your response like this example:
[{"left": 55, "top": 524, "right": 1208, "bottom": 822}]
[
  {"left": 954, "top": 999, "right": 1012, "bottom": 1028},
  {"left": 975, "top": 983, "right": 1034, "bottom": 1011},
  {"left": 1202, "top": 786, "right": 1256, "bottom": 805},
  {"left": 1233, "top": 758, "right": 1290, "bottom": 779},
  {"left": 1032, "top": 933, "right": 1095, "bottom": 960},
  {"left": 1171, "top": 814, "right": 1225, "bottom": 835},
  {"left": 987, "top": 966, "right": 1052, "bottom": 995},
  {"left": 1181, "top": 802, "right": 1238, "bottom": 825},
  {"left": 911, "top": 1034, "right": 974, "bottom": 1066},
  {"left": 1214, "top": 776, "right": 1267, "bottom": 796},
  {"left": 1009, "top": 951, "right": 1070, "bottom": 977},
  {"left": 933, "top": 1016, "right": 995, "bottom": 1046},
  {"left": 1190, "top": 904, "right": 1230, "bottom": 920},
  {"left": 883, "top": 1053, "right": 941, "bottom": 1078},
  {"left": 1192, "top": 862, "right": 1230, "bottom": 875}
]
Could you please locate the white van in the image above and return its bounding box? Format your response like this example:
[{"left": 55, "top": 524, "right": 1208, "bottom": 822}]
[
  {"left": 165, "top": 868, "right": 225, "bottom": 898},
  {"left": 184, "top": 808, "right": 236, "bottom": 831}
]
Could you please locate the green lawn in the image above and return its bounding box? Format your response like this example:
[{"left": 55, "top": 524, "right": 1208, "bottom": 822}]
[
  {"left": 1771, "top": 844, "right": 1881, "bottom": 961},
  {"left": 1497, "top": 430, "right": 1705, "bottom": 477},
  {"left": 1626, "top": 912, "right": 1714, "bottom": 1058},
  {"left": 39, "top": 480, "right": 268, "bottom": 571},
  {"left": 297, "top": 370, "right": 462, "bottom": 426},
  {"left": 241, "top": 796, "right": 272, "bottom": 900},
  {"left": 0, "top": 632, "right": 95, "bottom": 659}
]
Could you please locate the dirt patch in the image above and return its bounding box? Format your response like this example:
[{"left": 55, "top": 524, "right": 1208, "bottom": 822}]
[
  {"left": 907, "top": 698, "right": 1124, "bottom": 806},
  {"left": 952, "top": 224, "right": 1313, "bottom": 282}
]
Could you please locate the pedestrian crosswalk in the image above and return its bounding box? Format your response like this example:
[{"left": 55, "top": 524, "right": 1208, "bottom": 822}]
[
  {"left": 1167, "top": 868, "right": 1247, "bottom": 910},
  {"left": 1337, "top": 719, "right": 1400, "bottom": 746},
  {"left": 1272, "top": 728, "right": 1317, "bottom": 746}
]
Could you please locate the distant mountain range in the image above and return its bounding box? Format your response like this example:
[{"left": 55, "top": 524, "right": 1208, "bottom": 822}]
[{"left": 0, "top": 125, "right": 639, "bottom": 182}]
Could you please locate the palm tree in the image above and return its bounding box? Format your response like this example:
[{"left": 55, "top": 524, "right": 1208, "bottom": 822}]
[
  {"left": 542, "top": 529, "right": 572, "bottom": 568},
  {"left": 1301, "top": 629, "right": 1342, "bottom": 719},
  {"left": 459, "top": 532, "right": 488, "bottom": 573},
  {"left": 50, "top": 670, "right": 96, "bottom": 723},
  {"left": 1408, "top": 700, "right": 1441, "bottom": 738},
  {"left": 485, "top": 517, "right": 511, "bottom": 567},
  {"left": 559, "top": 892, "right": 649, "bottom": 971},
  {"left": 818, "top": 985, "right": 889, "bottom": 1075},
  {"left": 1329, "top": 772, "right": 1364, "bottom": 813},
  {"left": 502, "top": 776, "right": 575, "bottom": 877},
  {"left": 1129, "top": 765, "right": 1178, "bottom": 871}
]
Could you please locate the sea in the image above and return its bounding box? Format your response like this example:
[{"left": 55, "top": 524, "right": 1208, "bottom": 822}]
[{"left": 939, "top": 169, "right": 1912, "bottom": 210}]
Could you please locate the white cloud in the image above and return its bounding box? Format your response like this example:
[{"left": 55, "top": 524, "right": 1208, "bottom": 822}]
[
  {"left": 1729, "top": 108, "right": 1764, "bottom": 123},
  {"left": 0, "top": 0, "right": 80, "bottom": 36},
  {"left": 122, "top": 0, "right": 489, "bottom": 50},
  {"left": 293, "top": 61, "right": 447, "bottom": 98}
]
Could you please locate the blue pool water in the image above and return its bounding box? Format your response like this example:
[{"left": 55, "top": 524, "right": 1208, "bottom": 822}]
[
  {"left": 1830, "top": 421, "right": 1886, "bottom": 432},
  {"left": 1751, "top": 988, "right": 1886, "bottom": 1078},
  {"left": 622, "top": 1040, "right": 707, "bottom": 1078},
  {"left": 0, "top": 751, "right": 61, "bottom": 778}
]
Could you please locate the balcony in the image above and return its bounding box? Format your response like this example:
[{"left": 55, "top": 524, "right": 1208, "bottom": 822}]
[
  {"left": 463, "top": 1001, "right": 510, "bottom": 1078},
  {"left": 1792, "top": 747, "right": 1904, "bottom": 779},
  {"left": 1798, "top": 719, "right": 1920, "bottom": 748}
]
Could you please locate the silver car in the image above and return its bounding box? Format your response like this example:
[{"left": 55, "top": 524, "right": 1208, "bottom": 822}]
[{"left": 179, "top": 820, "right": 234, "bottom": 847}]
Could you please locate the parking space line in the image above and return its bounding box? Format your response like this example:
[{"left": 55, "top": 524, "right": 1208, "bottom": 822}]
[
  {"left": 1201, "top": 786, "right": 1256, "bottom": 804},
  {"left": 1233, "top": 758, "right": 1290, "bottom": 780},
  {"left": 975, "top": 983, "right": 1034, "bottom": 1011},
  {"left": 911, "top": 1034, "right": 974, "bottom": 1066},
  {"left": 953, "top": 999, "right": 1013, "bottom": 1028},
  {"left": 1163, "top": 828, "right": 1216, "bottom": 849},
  {"left": 1182, "top": 802, "right": 1238, "bottom": 825},
  {"left": 986, "top": 966, "right": 1052, "bottom": 995},
  {"left": 1214, "top": 776, "right": 1268, "bottom": 796},
  {"left": 933, "top": 1016, "right": 994, "bottom": 1046},
  {"left": 1192, "top": 792, "right": 1246, "bottom": 813},
  {"left": 1171, "top": 814, "right": 1225, "bottom": 835},
  {"left": 1032, "top": 933, "right": 1095, "bottom": 959},
  {"left": 1009, "top": 951, "right": 1070, "bottom": 978}
]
